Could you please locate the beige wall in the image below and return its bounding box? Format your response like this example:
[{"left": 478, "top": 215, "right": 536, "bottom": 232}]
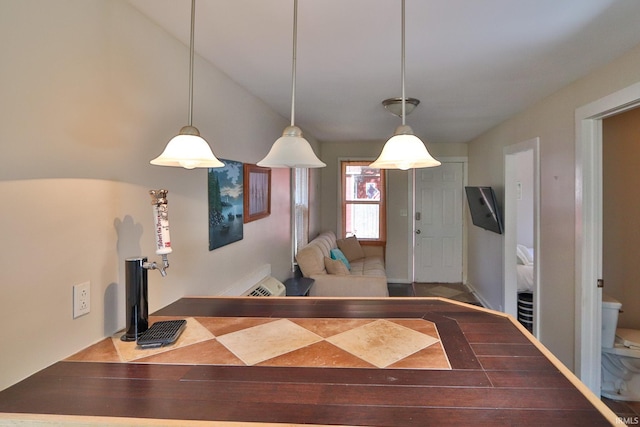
[
  {"left": 0, "top": 1, "right": 316, "bottom": 390},
  {"left": 466, "top": 41, "right": 640, "bottom": 369},
  {"left": 319, "top": 140, "right": 468, "bottom": 282},
  {"left": 603, "top": 107, "right": 640, "bottom": 329}
]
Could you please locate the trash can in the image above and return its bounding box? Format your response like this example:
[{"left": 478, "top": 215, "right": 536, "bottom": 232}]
[{"left": 517, "top": 292, "right": 533, "bottom": 332}]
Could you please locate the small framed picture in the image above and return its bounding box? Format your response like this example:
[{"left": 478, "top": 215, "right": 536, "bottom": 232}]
[{"left": 243, "top": 163, "right": 271, "bottom": 223}]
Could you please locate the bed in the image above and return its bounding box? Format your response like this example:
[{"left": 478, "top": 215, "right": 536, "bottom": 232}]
[
  {"left": 516, "top": 244, "right": 535, "bottom": 292},
  {"left": 517, "top": 263, "right": 534, "bottom": 292}
]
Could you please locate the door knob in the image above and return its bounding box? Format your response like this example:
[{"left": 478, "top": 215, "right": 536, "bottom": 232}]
[{"left": 416, "top": 229, "right": 421, "bottom": 234}]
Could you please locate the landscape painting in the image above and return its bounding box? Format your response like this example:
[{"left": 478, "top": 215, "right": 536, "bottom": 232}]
[{"left": 208, "top": 160, "right": 243, "bottom": 250}]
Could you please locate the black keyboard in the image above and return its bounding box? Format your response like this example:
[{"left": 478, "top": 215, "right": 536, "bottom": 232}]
[{"left": 136, "top": 319, "right": 187, "bottom": 348}]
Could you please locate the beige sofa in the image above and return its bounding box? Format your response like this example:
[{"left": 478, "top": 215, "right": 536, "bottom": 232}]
[{"left": 295, "top": 231, "right": 389, "bottom": 297}]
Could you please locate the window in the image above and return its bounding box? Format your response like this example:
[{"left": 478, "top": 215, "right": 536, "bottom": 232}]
[
  {"left": 294, "top": 168, "right": 310, "bottom": 255},
  {"left": 341, "top": 161, "right": 386, "bottom": 242}
]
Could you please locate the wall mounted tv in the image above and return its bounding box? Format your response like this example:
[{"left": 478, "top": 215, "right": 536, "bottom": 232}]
[{"left": 465, "top": 186, "right": 504, "bottom": 234}]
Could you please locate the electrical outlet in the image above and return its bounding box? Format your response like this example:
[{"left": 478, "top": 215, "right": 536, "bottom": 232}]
[{"left": 73, "top": 281, "right": 91, "bottom": 318}]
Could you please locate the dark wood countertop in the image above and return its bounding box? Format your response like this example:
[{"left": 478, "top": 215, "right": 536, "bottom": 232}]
[{"left": 0, "top": 297, "right": 617, "bottom": 426}]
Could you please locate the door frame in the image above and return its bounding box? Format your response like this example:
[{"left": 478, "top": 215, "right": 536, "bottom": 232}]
[
  {"left": 410, "top": 157, "right": 468, "bottom": 283},
  {"left": 575, "top": 80, "right": 640, "bottom": 394},
  {"left": 503, "top": 138, "right": 540, "bottom": 337}
]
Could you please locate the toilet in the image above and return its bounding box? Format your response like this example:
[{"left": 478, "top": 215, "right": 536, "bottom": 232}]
[{"left": 601, "top": 294, "right": 640, "bottom": 401}]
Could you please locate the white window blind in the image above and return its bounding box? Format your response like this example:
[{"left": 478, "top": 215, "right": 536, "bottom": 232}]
[{"left": 294, "top": 168, "right": 309, "bottom": 255}]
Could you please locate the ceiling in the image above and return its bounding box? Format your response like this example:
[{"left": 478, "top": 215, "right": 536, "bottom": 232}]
[{"left": 128, "top": 0, "right": 640, "bottom": 144}]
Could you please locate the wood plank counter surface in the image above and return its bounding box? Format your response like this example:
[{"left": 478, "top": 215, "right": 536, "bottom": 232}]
[{"left": 0, "top": 297, "right": 617, "bottom": 426}]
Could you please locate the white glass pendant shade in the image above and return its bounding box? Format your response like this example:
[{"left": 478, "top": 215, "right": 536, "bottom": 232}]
[
  {"left": 258, "top": 0, "right": 325, "bottom": 169},
  {"left": 372, "top": 0, "right": 440, "bottom": 170},
  {"left": 150, "top": 0, "right": 223, "bottom": 170},
  {"left": 151, "top": 125, "right": 224, "bottom": 169},
  {"left": 370, "top": 125, "right": 441, "bottom": 170},
  {"left": 258, "top": 126, "right": 326, "bottom": 168}
]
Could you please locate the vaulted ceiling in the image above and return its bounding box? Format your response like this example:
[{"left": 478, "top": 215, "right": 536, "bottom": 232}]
[{"left": 128, "top": 0, "right": 640, "bottom": 144}]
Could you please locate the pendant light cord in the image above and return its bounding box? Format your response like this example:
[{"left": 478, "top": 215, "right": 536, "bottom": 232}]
[
  {"left": 188, "top": 0, "right": 196, "bottom": 127},
  {"left": 290, "top": 0, "right": 298, "bottom": 127},
  {"left": 401, "top": 0, "right": 406, "bottom": 126}
]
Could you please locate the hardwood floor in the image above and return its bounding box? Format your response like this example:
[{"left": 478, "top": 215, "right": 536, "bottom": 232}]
[
  {"left": 0, "top": 297, "right": 616, "bottom": 426},
  {"left": 389, "top": 282, "right": 482, "bottom": 306},
  {"left": 602, "top": 397, "right": 640, "bottom": 425},
  {"left": 392, "top": 283, "right": 633, "bottom": 423}
]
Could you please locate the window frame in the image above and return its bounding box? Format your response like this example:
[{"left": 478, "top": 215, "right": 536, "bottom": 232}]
[
  {"left": 293, "top": 167, "right": 310, "bottom": 256},
  {"left": 340, "top": 160, "right": 387, "bottom": 244}
]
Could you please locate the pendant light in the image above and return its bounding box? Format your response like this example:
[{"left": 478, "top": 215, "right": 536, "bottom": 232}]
[
  {"left": 370, "top": 0, "right": 440, "bottom": 170},
  {"left": 151, "top": 0, "right": 224, "bottom": 170},
  {"left": 257, "top": 0, "right": 325, "bottom": 168}
]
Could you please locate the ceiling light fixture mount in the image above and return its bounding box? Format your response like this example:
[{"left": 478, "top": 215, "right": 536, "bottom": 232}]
[
  {"left": 382, "top": 97, "right": 420, "bottom": 117},
  {"left": 257, "top": 0, "right": 325, "bottom": 169},
  {"left": 371, "top": 0, "right": 440, "bottom": 171},
  {"left": 150, "top": 0, "right": 224, "bottom": 170}
]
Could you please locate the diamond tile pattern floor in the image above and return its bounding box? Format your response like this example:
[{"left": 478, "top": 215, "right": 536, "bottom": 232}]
[
  {"left": 326, "top": 319, "right": 441, "bottom": 368},
  {"left": 68, "top": 316, "right": 451, "bottom": 370},
  {"left": 216, "top": 319, "right": 323, "bottom": 366}
]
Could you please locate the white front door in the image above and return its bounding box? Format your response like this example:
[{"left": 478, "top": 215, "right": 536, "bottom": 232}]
[{"left": 414, "top": 162, "right": 464, "bottom": 283}]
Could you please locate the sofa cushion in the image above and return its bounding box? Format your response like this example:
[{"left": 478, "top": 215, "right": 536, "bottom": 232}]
[
  {"left": 337, "top": 236, "right": 365, "bottom": 261},
  {"left": 314, "top": 232, "right": 336, "bottom": 258},
  {"left": 324, "top": 257, "right": 350, "bottom": 275},
  {"left": 296, "top": 244, "right": 326, "bottom": 276},
  {"left": 349, "top": 256, "right": 386, "bottom": 277},
  {"left": 329, "top": 248, "right": 350, "bottom": 270}
]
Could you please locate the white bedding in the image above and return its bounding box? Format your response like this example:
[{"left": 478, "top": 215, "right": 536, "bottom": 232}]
[{"left": 517, "top": 264, "right": 534, "bottom": 292}]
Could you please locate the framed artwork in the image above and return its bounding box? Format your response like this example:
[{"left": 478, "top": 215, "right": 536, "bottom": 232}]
[
  {"left": 208, "top": 160, "right": 243, "bottom": 250},
  {"left": 243, "top": 163, "right": 271, "bottom": 223}
]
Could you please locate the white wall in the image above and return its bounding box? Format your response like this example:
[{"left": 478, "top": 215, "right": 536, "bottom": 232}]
[
  {"left": 466, "top": 40, "right": 640, "bottom": 369},
  {"left": 0, "top": 0, "right": 315, "bottom": 391}
]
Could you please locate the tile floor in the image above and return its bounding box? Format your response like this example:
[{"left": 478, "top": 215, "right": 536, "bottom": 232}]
[{"left": 68, "top": 316, "right": 451, "bottom": 370}]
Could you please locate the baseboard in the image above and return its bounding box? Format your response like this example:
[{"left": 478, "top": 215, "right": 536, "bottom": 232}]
[
  {"left": 387, "top": 278, "right": 412, "bottom": 284},
  {"left": 464, "top": 282, "right": 494, "bottom": 310}
]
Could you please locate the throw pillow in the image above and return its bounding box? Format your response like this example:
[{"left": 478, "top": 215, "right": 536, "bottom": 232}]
[
  {"left": 337, "top": 236, "right": 365, "bottom": 261},
  {"left": 325, "top": 257, "right": 349, "bottom": 275},
  {"left": 330, "top": 248, "right": 351, "bottom": 270}
]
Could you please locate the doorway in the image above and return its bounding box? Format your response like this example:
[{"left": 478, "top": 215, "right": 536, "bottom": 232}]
[
  {"left": 413, "top": 161, "right": 465, "bottom": 283},
  {"left": 602, "top": 108, "right": 640, "bottom": 330},
  {"left": 575, "top": 81, "right": 640, "bottom": 394},
  {"left": 503, "top": 138, "right": 540, "bottom": 337}
]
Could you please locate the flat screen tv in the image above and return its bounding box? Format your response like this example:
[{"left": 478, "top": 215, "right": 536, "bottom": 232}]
[{"left": 465, "top": 186, "right": 503, "bottom": 234}]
